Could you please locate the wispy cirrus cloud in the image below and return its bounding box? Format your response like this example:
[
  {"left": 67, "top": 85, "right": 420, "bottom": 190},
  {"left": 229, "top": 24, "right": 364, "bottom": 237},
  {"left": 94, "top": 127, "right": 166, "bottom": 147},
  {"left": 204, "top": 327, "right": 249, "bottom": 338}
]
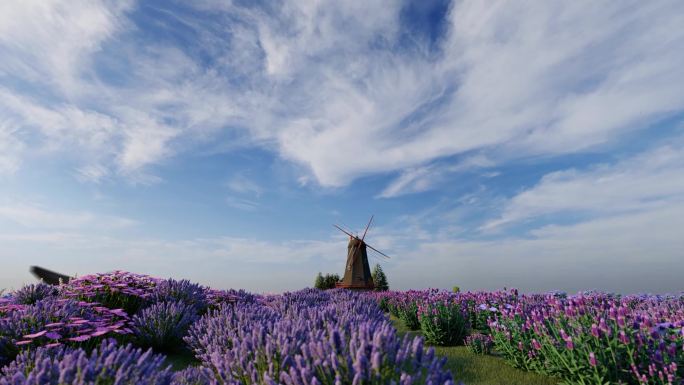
[
  {"left": 0, "top": 121, "right": 24, "bottom": 174},
  {"left": 1, "top": 1, "right": 681, "bottom": 191},
  {"left": 393, "top": 201, "right": 684, "bottom": 293},
  {"left": 483, "top": 141, "right": 684, "bottom": 230},
  {"left": 0, "top": 201, "right": 137, "bottom": 230}
]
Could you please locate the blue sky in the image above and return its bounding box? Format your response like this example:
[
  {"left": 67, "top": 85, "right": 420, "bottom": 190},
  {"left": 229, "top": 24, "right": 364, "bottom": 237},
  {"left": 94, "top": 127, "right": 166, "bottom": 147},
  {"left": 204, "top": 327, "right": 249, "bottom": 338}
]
[{"left": 1, "top": 0, "right": 683, "bottom": 293}]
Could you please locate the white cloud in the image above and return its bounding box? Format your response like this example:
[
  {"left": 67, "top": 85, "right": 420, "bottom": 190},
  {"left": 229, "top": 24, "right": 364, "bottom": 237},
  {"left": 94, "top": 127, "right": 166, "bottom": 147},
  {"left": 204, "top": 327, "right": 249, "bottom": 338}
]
[
  {"left": 484, "top": 142, "right": 684, "bottom": 229},
  {"left": 269, "top": 1, "right": 684, "bottom": 187},
  {"left": 0, "top": 121, "right": 24, "bottom": 174},
  {"left": 226, "top": 174, "right": 263, "bottom": 197},
  {"left": 378, "top": 166, "right": 437, "bottom": 198},
  {"left": 0, "top": 0, "right": 133, "bottom": 94},
  {"left": 378, "top": 154, "right": 495, "bottom": 198},
  {"left": 393, "top": 203, "right": 684, "bottom": 294},
  {"left": 0, "top": 202, "right": 137, "bottom": 230},
  {"left": 225, "top": 196, "right": 260, "bottom": 211},
  {"left": 2, "top": 1, "right": 683, "bottom": 187},
  {"left": 75, "top": 164, "right": 109, "bottom": 183}
]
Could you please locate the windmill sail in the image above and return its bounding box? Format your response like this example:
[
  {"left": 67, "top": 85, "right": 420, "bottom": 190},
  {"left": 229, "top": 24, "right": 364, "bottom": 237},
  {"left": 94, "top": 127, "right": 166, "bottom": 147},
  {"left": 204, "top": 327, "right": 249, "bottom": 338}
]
[{"left": 30, "top": 266, "right": 71, "bottom": 285}]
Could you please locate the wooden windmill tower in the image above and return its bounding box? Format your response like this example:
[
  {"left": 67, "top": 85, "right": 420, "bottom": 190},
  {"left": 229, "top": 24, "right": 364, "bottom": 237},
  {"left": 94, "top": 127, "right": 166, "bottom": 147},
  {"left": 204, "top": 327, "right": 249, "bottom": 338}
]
[{"left": 334, "top": 216, "right": 390, "bottom": 290}]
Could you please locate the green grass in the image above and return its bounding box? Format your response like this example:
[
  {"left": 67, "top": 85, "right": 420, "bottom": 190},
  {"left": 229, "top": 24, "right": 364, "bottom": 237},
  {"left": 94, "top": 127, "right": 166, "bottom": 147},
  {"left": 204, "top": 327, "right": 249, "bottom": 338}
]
[
  {"left": 164, "top": 349, "right": 198, "bottom": 371},
  {"left": 391, "top": 316, "right": 558, "bottom": 385}
]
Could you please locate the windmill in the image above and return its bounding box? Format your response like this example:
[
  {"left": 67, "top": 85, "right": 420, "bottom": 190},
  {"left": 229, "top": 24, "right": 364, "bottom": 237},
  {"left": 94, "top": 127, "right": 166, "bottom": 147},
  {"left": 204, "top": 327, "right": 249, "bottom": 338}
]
[{"left": 333, "top": 215, "right": 390, "bottom": 290}]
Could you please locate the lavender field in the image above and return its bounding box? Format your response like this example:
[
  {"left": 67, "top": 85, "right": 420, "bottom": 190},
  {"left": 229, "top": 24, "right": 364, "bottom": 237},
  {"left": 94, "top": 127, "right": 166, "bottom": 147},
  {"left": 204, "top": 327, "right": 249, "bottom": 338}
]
[{"left": 0, "top": 272, "right": 682, "bottom": 385}]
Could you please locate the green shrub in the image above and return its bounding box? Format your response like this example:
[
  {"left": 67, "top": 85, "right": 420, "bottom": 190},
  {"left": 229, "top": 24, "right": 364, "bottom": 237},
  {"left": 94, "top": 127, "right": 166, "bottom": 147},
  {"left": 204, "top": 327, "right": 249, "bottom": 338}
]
[
  {"left": 452, "top": 286, "right": 460, "bottom": 293},
  {"left": 418, "top": 301, "right": 470, "bottom": 346},
  {"left": 465, "top": 333, "right": 493, "bottom": 355},
  {"left": 314, "top": 273, "right": 324, "bottom": 289},
  {"left": 398, "top": 301, "right": 420, "bottom": 330},
  {"left": 313, "top": 273, "right": 340, "bottom": 290},
  {"left": 378, "top": 296, "right": 389, "bottom": 312}
]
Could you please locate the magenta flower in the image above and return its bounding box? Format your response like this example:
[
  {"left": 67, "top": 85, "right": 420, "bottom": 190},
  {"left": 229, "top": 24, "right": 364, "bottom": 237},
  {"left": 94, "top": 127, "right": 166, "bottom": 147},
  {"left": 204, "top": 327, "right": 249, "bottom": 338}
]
[
  {"left": 68, "top": 334, "right": 91, "bottom": 342},
  {"left": 531, "top": 339, "right": 542, "bottom": 351},
  {"left": 45, "top": 331, "right": 61, "bottom": 340},
  {"left": 565, "top": 337, "right": 574, "bottom": 350},
  {"left": 23, "top": 330, "right": 47, "bottom": 339}
]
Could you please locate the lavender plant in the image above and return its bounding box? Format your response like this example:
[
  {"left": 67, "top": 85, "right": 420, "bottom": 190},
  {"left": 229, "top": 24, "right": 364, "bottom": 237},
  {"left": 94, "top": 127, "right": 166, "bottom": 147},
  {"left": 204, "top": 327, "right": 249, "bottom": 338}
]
[
  {"left": 61, "top": 271, "right": 159, "bottom": 315},
  {"left": 151, "top": 279, "right": 209, "bottom": 314},
  {"left": 0, "top": 298, "right": 132, "bottom": 366},
  {"left": 465, "top": 333, "right": 493, "bottom": 355},
  {"left": 488, "top": 292, "right": 684, "bottom": 384},
  {"left": 417, "top": 297, "right": 470, "bottom": 346},
  {"left": 185, "top": 302, "right": 281, "bottom": 360},
  {"left": 398, "top": 301, "right": 421, "bottom": 330},
  {"left": 189, "top": 289, "right": 454, "bottom": 385},
  {"left": 206, "top": 320, "right": 454, "bottom": 385},
  {"left": 0, "top": 339, "right": 173, "bottom": 385},
  {"left": 207, "top": 289, "right": 257, "bottom": 307},
  {"left": 171, "top": 366, "right": 218, "bottom": 385},
  {"left": 11, "top": 283, "right": 58, "bottom": 305},
  {"left": 133, "top": 301, "right": 198, "bottom": 351}
]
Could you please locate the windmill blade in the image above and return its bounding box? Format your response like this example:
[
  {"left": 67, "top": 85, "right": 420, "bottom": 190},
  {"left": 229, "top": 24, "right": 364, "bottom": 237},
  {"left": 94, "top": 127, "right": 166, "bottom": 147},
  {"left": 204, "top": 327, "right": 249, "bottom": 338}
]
[
  {"left": 339, "top": 220, "right": 356, "bottom": 235},
  {"left": 366, "top": 243, "right": 391, "bottom": 259},
  {"left": 360, "top": 215, "right": 374, "bottom": 241},
  {"left": 334, "top": 224, "right": 356, "bottom": 238},
  {"left": 30, "top": 266, "right": 71, "bottom": 285}
]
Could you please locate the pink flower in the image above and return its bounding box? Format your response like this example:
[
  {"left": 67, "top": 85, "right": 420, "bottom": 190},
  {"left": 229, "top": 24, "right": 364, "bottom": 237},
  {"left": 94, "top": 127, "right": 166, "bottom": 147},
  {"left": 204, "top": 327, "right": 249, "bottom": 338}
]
[
  {"left": 69, "top": 335, "right": 91, "bottom": 342},
  {"left": 91, "top": 329, "right": 109, "bottom": 337},
  {"left": 591, "top": 324, "right": 600, "bottom": 338},
  {"left": 531, "top": 339, "right": 542, "bottom": 351},
  {"left": 589, "top": 352, "right": 597, "bottom": 367},
  {"left": 45, "top": 322, "right": 64, "bottom": 328},
  {"left": 45, "top": 331, "right": 62, "bottom": 340},
  {"left": 23, "top": 330, "right": 47, "bottom": 339},
  {"left": 565, "top": 337, "right": 574, "bottom": 350},
  {"left": 618, "top": 331, "right": 629, "bottom": 344}
]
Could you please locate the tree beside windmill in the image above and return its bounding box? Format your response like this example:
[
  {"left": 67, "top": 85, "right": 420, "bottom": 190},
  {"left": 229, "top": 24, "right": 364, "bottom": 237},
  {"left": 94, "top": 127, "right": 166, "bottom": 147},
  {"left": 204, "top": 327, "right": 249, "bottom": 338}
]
[
  {"left": 371, "top": 264, "right": 389, "bottom": 291},
  {"left": 333, "top": 216, "right": 390, "bottom": 290}
]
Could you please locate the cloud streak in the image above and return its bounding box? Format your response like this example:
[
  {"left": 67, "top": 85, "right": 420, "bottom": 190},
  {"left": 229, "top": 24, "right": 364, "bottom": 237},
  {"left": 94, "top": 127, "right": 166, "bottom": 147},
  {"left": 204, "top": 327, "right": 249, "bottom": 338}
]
[
  {"left": 0, "top": 1, "right": 681, "bottom": 189},
  {"left": 484, "top": 141, "right": 684, "bottom": 229}
]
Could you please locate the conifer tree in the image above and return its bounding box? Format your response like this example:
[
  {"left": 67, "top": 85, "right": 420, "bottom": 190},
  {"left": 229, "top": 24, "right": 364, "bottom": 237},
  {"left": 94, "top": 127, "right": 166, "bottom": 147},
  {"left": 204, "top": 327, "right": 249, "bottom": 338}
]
[
  {"left": 314, "top": 272, "right": 325, "bottom": 289},
  {"left": 323, "top": 273, "right": 340, "bottom": 289},
  {"left": 372, "top": 264, "right": 389, "bottom": 291}
]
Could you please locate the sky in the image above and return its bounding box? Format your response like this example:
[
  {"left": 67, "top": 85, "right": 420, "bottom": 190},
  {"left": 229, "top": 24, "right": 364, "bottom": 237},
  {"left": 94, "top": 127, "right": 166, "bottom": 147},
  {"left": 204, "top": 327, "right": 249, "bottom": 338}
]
[{"left": 1, "top": 0, "right": 683, "bottom": 294}]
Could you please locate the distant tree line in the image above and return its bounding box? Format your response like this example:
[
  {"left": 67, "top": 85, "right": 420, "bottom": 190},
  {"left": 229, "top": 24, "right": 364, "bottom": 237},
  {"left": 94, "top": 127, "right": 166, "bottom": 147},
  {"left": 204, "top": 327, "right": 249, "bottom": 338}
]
[{"left": 314, "top": 273, "right": 340, "bottom": 290}]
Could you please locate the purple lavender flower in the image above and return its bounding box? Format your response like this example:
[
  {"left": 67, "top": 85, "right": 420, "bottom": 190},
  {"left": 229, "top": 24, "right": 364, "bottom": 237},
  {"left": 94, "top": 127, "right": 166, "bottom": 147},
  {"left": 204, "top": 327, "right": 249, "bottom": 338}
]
[
  {"left": 0, "top": 339, "right": 172, "bottom": 385},
  {"left": 589, "top": 352, "right": 597, "bottom": 367},
  {"left": 133, "top": 301, "right": 198, "bottom": 352},
  {"left": 10, "top": 283, "right": 58, "bottom": 305},
  {"left": 61, "top": 271, "right": 159, "bottom": 315},
  {"left": 151, "top": 279, "right": 210, "bottom": 314},
  {"left": 0, "top": 298, "right": 131, "bottom": 365},
  {"left": 171, "top": 366, "right": 218, "bottom": 385},
  {"left": 191, "top": 289, "right": 452, "bottom": 385},
  {"left": 465, "top": 333, "right": 493, "bottom": 355}
]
